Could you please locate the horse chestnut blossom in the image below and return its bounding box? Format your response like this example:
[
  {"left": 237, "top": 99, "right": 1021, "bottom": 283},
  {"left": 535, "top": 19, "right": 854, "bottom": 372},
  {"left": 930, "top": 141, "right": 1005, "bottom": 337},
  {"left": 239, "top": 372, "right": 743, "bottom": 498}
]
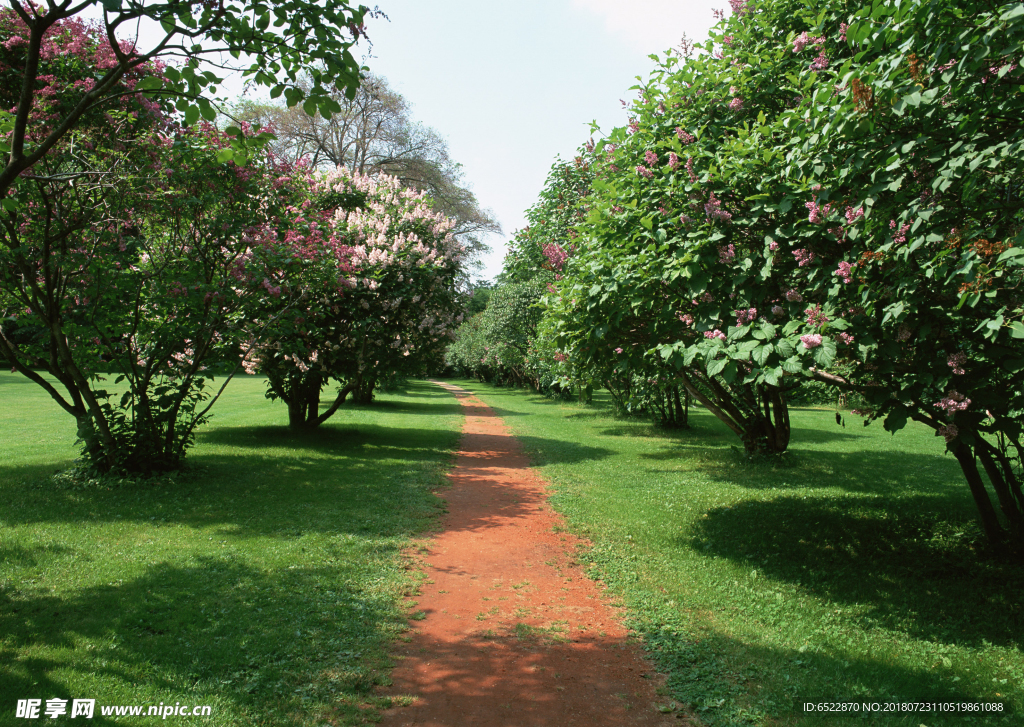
[
  {"left": 704, "top": 329, "right": 727, "bottom": 340},
  {"left": 800, "top": 333, "right": 823, "bottom": 349}
]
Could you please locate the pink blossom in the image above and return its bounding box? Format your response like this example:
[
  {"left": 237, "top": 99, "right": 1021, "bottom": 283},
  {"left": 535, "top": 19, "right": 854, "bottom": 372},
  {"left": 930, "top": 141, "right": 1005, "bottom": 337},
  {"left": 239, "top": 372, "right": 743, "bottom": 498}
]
[
  {"left": 792, "top": 248, "right": 816, "bottom": 267},
  {"left": 785, "top": 289, "right": 803, "bottom": 302},
  {"left": 668, "top": 152, "right": 680, "bottom": 169},
  {"left": 614, "top": 347, "right": 624, "bottom": 354},
  {"left": 839, "top": 23, "right": 849, "bottom": 42},
  {"left": 837, "top": 332, "right": 854, "bottom": 346},
  {"left": 937, "top": 424, "right": 959, "bottom": 443},
  {"left": 889, "top": 219, "right": 911, "bottom": 245},
  {"left": 934, "top": 391, "right": 971, "bottom": 416},
  {"left": 769, "top": 241, "right": 779, "bottom": 251},
  {"left": 685, "top": 156, "right": 697, "bottom": 183},
  {"left": 676, "top": 128, "right": 696, "bottom": 144},
  {"left": 771, "top": 304, "right": 784, "bottom": 317},
  {"left": 718, "top": 243, "right": 736, "bottom": 263},
  {"left": 810, "top": 51, "right": 829, "bottom": 71},
  {"left": 554, "top": 352, "right": 568, "bottom": 362},
  {"left": 705, "top": 193, "right": 732, "bottom": 222},
  {"left": 704, "top": 329, "right": 727, "bottom": 341},
  {"left": 636, "top": 164, "right": 654, "bottom": 179},
  {"left": 896, "top": 324, "right": 913, "bottom": 342},
  {"left": 543, "top": 243, "right": 568, "bottom": 271},
  {"left": 679, "top": 314, "right": 694, "bottom": 325},
  {"left": 792, "top": 32, "right": 824, "bottom": 53},
  {"left": 644, "top": 150, "right": 658, "bottom": 165},
  {"left": 834, "top": 261, "right": 854, "bottom": 284},
  {"left": 729, "top": 0, "right": 749, "bottom": 16},
  {"left": 729, "top": 97, "right": 744, "bottom": 111},
  {"left": 735, "top": 308, "right": 758, "bottom": 325},
  {"left": 800, "top": 333, "right": 823, "bottom": 349},
  {"left": 805, "top": 305, "right": 829, "bottom": 327},
  {"left": 628, "top": 119, "right": 640, "bottom": 134},
  {"left": 947, "top": 352, "right": 967, "bottom": 375},
  {"left": 844, "top": 205, "right": 864, "bottom": 224}
]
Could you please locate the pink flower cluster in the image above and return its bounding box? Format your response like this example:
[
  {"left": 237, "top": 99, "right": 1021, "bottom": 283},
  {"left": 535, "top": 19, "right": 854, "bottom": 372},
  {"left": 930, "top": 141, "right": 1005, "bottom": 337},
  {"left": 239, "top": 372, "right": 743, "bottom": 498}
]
[
  {"left": 792, "top": 32, "right": 825, "bottom": 53},
  {"left": 735, "top": 308, "right": 758, "bottom": 325},
  {"left": 805, "top": 305, "right": 829, "bottom": 327},
  {"left": 837, "top": 332, "right": 854, "bottom": 346},
  {"left": 719, "top": 243, "right": 736, "bottom": 263},
  {"left": 644, "top": 150, "right": 659, "bottom": 165},
  {"left": 792, "top": 248, "right": 816, "bottom": 267},
  {"left": 947, "top": 352, "right": 967, "bottom": 375},
  {"left": 668, "top": 152, "right": 680, "bottom": 169},
  {"left": 729, "top": 97, "right": 744, "bottom": 111},
  {"left": 934, "top": 391, "right": 971, "bottom": 416},
  {"left": 543, "top": 243, "right": 568, "bottom": 271},
  {"left": 805, "top": 200, "right": 832, "bottom": 223},
  {"left": 800, "top": 333, "right": 823, "bottom": 349},
  {"left": 685, "top": 156, "right": 698, "bottom": 183},
  {"left": 771, "top": 304, "right": 785, "bottom": 316},
  {"left": 890, "top": 219, "right": 911, "bottom": 245},
  {"left": 676, "top": 127, "right": 696, "bottom": 144},
  {"left": 845, "top": 205, "right": 864, "bottom": 224},
  {"left": 729, "top": 0, "right": 749, "bottom": 16},
  {"left": 636, "top": 164, "right": 654, "bottom": 179},
  {"left": 704, "top": 329, "right": 727, "bottom": 341},
  {"left": 785, "top": 289, "right": 804, "bottom": 302},
  {"left": 705, "top": 193, "right": 732, "bottom": 222},
  {"left": 937, "top": 424, "right": 958, "bottom": 443},
  {"left": 834, "top": 261, "right": 854, "bottom": 283}
]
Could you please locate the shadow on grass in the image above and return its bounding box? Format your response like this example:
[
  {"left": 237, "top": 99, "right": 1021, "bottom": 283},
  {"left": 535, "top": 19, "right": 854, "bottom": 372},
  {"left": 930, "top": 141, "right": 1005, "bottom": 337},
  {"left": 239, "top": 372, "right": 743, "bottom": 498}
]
[
  {"left": 640, "top": 625, "right": 1015, "bottom": 725},
  {"left": 0, "top": 558, "right": 402, "bottom": 726},
  {"left": 687, "top": 495, "right": 1024, "bottom": 649}
]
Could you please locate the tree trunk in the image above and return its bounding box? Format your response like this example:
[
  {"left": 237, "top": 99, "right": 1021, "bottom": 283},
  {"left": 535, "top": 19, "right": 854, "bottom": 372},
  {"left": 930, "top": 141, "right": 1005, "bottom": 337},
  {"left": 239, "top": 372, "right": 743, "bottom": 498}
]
[{"left": 953, "top": 442, "right": 1008, "bottom": 552}]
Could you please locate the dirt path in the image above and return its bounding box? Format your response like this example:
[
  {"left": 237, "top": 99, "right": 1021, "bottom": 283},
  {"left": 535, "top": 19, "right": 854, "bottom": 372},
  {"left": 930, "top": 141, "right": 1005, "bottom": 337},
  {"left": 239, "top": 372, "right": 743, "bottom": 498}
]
[{"left": 379, "top": 382, "right": 678, "bottom": 727}]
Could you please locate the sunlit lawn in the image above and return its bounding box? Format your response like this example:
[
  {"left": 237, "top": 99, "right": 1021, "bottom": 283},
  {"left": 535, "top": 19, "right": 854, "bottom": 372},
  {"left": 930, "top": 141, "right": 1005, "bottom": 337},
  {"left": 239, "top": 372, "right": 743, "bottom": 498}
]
[
  {"left": 453, "top": 380, "right": 1023, "bottom": 726},
  {"left": 0, "top": 372, "right": 461, "bottom": 726}
]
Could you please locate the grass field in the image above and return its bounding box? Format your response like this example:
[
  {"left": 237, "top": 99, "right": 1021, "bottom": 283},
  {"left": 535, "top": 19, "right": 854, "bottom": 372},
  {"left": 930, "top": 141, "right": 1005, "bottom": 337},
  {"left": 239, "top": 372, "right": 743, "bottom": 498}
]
[
  {"left": 0, "top": 373, "right": 461, "bottom": 726},
  {"left": 452, "top": 380, "right": 1023, "bottom": 726}
]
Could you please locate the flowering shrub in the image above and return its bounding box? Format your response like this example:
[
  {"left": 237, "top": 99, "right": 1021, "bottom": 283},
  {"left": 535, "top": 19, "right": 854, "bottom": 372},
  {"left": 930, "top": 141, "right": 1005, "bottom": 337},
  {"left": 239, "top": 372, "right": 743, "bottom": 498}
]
[
  {"left": 242, "top": 166, "right": 466, "bottom": 427},
  {"left": 543, "top": 0, "right": 1024, "bottom": 547}
]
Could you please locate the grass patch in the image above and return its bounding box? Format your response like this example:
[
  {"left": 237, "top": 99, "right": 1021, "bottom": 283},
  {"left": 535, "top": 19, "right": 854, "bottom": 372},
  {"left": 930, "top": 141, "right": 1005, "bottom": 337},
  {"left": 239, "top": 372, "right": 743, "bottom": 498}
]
[
  {"left": 451, "top": 380, "right": 1023, "bottom": 726},
  {"left": 0, "top": 373, "right": 461, "bottom": 726}
]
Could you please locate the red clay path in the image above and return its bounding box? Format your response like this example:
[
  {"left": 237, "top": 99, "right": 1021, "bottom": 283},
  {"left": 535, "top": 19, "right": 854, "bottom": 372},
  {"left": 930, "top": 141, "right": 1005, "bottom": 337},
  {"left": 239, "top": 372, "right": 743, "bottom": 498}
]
[{"left": 379, "top": 382, "right": 681, "bottom": 727}]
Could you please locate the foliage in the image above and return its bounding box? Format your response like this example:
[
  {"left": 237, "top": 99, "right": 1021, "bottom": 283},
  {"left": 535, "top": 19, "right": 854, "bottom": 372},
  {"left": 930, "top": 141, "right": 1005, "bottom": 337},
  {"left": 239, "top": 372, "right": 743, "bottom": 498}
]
[
  {"left": 0, "top": 0, "right": 372, "bottom": 200},
  {"left": 548, "top": 0, "right": 1024, "bottom": 547},
  {"left": 1, "top": 113, "right": 306, "bottom": 472},
  {"left": 242, "top": 166, "right": 467, "bottom": 427},
  {"left": 457, "top": 380, "right": 1024, "bottom": 726},
  {"left": 0, "top": 372, "right": 462, "bottom": 726}
]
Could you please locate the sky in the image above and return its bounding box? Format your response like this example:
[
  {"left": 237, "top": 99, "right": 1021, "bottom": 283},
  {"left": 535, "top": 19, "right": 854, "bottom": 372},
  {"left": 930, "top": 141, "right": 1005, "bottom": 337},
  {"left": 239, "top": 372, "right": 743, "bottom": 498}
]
[{"left": 355, "top": 0, "right": 721, "bottom": 282}]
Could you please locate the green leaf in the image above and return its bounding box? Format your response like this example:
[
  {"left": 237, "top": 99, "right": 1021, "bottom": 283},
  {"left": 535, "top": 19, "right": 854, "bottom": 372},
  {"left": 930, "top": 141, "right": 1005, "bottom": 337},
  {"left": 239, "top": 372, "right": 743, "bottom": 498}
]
[
  {"left": 1009, "top": 322, "right": 1024, "bottom": 339},
  {"left": 752, "top": 343, "right": 774, "bottom": 366},
  {"left": 706, "top": 357, "right": 728, "bottom": 378},
  {"left": 184, "top": 105, "right": 200, "bottom": 126},
  {"left": 215, "top": 148, "right": 235, "bottom": 163},
  {"left": 884, "top": 405, "right": 908, "bottom": 434}
]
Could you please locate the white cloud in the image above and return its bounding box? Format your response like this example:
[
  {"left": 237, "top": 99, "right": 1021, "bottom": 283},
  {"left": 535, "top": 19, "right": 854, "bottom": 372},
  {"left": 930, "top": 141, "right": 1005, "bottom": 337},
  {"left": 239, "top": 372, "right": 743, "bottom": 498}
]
[{"left": 572, "top": 0, "right": 717, "bottom": 54}]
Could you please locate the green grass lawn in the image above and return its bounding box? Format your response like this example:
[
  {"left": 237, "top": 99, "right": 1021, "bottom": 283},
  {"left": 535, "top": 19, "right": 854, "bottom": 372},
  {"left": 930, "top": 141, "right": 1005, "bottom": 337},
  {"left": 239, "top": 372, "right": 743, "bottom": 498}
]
[
  {"left": 451, "top": 380, "right": 1023, "bottom": 726},
  {"left": 0, "top": 373, "right": 461, "bottom": 726}
]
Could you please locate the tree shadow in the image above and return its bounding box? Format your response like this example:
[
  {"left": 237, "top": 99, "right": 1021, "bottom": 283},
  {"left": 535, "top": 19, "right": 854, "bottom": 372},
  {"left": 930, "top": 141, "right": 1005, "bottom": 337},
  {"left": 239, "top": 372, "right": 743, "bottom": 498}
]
[
  {"left": 0, "top": 558, "right": 403, "bottom": 725},
  {"left": 685, "top": 496, "right": 1023, "bottom": 649},
  {"left": 637, "top": 625, "right": 1015, "bottom": 725},
  {"left": 511, "top": 435, "right": 613, "bottom": 468}
]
